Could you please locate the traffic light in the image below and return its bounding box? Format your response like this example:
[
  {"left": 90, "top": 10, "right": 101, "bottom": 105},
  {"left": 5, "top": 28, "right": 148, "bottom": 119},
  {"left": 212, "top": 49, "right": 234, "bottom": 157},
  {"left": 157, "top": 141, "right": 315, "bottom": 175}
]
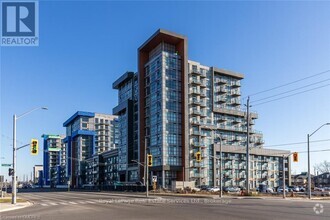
[
  {"left": 293, "top": 152, "right": 298, "bottom": 162},
  {"left": 8, "top": 168, "right": 13, "bottom": 176},
  {"left": 30, "top": 139, "right": 38, "bottom": 155},
  {"left": 147, "top": 154, "right": 152, "bottom": 167},
  {"left": 196, "top": 151, "right": 202, "bottom": 162}
]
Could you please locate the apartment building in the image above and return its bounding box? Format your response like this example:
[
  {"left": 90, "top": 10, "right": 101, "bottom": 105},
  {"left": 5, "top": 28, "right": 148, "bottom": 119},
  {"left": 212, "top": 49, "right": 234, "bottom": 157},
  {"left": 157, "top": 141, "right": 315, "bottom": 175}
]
[
  {"left": 63, "top": 111, "right": 119, "bottom": 187},
  {"left": 33, "top": 165, "right": 43, "bottom": 184},
  {"left": 113, "top": 72, "right": 139, "bottom": 182},
  {"left": 83, "top": 149, "right": 119, "bottom": 187},
  {"left": 42, "top": 134, "right": 66, "bottom": 187},
  {"left": 112, "top": 29, "right": 291, "bottom": 189}
]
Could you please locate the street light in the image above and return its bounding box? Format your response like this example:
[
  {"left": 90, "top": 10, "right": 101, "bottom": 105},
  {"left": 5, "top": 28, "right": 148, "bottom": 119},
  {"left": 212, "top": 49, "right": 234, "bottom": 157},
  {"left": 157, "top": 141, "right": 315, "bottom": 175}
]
[
  {"left": 12, "top": 106, "right": 48, "bottom": 204},
  {"left": 215, "top": 132, "right": 223, "bottom": 198},
  {"left": 307, "top": 123, "right": 330, "bottom": 200}
]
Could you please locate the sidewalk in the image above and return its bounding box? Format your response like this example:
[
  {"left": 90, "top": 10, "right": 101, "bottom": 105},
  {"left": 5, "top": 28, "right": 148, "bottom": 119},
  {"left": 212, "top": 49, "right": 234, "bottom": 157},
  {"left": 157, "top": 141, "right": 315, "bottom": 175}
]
[{"left": 0, "top": 197, "right": 32, "bottom": 213}]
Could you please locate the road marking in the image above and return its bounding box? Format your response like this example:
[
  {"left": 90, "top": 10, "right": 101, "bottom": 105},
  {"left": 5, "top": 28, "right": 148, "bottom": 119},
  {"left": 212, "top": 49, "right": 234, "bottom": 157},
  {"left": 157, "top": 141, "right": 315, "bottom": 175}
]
[
  {"left": 69, "top": 202, "right": 78, "bottom": 205},
  {"left": 78, "top": 201, "right": 86, "bottom": 204},
  {"left": 41, "top": 204, "right": 49, "bottom": 206},
  {"left": 60, "top": 202, "right": 68, "bottom": 205},
  {"left": 49, "top": 203, "right": 58, "bottom": 206},
  {"left": 86, "top": 201, "right": 96, "bottom": 204}
]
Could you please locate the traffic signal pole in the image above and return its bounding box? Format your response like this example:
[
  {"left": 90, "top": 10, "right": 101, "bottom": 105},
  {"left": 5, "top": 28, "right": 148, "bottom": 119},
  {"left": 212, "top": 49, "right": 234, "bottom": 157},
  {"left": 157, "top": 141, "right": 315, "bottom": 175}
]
[{"left": 12, "top": 114, "right": 17, "bottom": 205}]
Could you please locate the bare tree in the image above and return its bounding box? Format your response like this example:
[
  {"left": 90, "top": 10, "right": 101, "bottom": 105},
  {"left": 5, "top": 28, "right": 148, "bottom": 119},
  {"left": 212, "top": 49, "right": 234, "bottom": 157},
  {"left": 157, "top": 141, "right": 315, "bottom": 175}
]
[{"left": 314, "top": 160, "right": 330, "bottom": 174}]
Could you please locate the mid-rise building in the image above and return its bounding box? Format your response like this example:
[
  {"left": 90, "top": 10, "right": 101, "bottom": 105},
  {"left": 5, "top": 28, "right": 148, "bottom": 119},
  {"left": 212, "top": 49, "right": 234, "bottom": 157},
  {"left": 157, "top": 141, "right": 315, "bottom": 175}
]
[
  {"left": 83, "top": 149, "right": 119, "bottom": 187},
  {"left": 112, "top": 29, "right": 291, "bottom": 189},
  {"left": 63, "top": 111, "right": 119, "bottom": 187},
  {"left": 42, "top": 134, "right": 66, "bottom": 187},
  {"left": 33, "top": 165, "right": 43, "bottom": 184}
]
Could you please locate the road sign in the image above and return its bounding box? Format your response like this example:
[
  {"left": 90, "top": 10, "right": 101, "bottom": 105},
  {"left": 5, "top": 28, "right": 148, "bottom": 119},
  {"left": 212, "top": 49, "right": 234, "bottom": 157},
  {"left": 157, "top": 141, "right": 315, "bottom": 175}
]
[
  {"left": 152, "top": 176, "right": 157, "bottom": 183},
  {"left": 1, "top": 164, "right": 12, "bottom": 167}
]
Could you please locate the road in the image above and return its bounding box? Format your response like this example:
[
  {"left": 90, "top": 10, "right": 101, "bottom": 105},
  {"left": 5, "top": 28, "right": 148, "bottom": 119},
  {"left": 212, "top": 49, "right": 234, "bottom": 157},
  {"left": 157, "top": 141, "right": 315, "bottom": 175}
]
[{"left": 1, "top": 191, "right": 329, "bottom": 220}]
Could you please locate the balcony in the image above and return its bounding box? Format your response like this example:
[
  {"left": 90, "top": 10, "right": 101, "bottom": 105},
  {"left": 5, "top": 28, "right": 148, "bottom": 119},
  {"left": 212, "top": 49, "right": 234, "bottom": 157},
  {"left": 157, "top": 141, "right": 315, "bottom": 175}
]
[
  {"left": 231, "top": 91, "right": 240, "bottom": 97},
  {"left": 215, "top": 87, "right": 227, "bottom": 94},
  {"left": 215, "top": 97, "right": 226, "bottom": 103},
  {"left": 189, "top": 89, "right": 201, "bottom": 95},
  {"left": 190, "top": 78, "right": 202, "bottom": 85},
  {"left": 217, "top": 117, "right": 226, "bottom": 122},
  {"left": 190, "top": 99, "right": 202, "bottom": 106},
  {"left": 231, "top": 99, "right": 240, "bottom": 106},
  {"left": 190, "top": 119, "right": 200, "bottom": 125},
  {"left": 231, "top": 81, "right": 241, "bottom": 88},
  {"left": 215, "top": 78, "right": 227, "bottom": 85},
  {"left": 233, "top": 118, "right": 242, "bottom": 124},
  {"left": 191, "top": 69, "right": 201, "bottom": 75},
  {"left": 190, "top": 109, "right": 201, "bottom": 116},
  {"left": 200, "top": 111, "right": 207, "bottom": 118},
  {"left": 200, "top": 80, "right": 207, "bottom": 88},
  {"left": 255, "top": 139, "right": 265, "bottom": 145},
  {"left": 191, "top": 130, "right": 201, "bottom": 136},
  {"left": 200, "top": 90, "right": 207, "bottom": 97}
]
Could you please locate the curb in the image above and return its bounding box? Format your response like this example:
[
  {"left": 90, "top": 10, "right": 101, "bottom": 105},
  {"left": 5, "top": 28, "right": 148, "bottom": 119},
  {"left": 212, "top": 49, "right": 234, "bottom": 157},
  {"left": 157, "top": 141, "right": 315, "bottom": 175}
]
[{"left": 0, "top": 201, "right": 32, "bottom": 213}]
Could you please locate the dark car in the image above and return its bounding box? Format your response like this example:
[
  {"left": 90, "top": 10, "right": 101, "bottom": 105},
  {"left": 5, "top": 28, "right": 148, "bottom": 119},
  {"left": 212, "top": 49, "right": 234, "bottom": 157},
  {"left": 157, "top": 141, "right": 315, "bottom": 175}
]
[{"left": 200, "top": 185, "right": 209, "bottom": 191}]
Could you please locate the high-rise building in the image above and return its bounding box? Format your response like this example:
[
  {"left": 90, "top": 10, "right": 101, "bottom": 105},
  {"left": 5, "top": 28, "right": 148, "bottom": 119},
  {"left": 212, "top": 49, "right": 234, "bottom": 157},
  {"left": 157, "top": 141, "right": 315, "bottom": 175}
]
[
  {"left": 63, "top": 111, "right": 119, "bottom": 187},
  {"left": 113, "top": 72, "right": 139, "bottom": 182},
  {"left": 42, "top": 134, "right": 66, "bottom": 187},
  {"left": 112, "top": 29, "right": 291, "bottom": 189}
]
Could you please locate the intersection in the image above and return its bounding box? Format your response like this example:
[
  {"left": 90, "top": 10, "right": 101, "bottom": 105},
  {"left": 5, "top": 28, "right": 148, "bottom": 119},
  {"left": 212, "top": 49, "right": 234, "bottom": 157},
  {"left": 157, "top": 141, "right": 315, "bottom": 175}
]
[{"left": 1, "top": 192, "right": 329, "bottom": 220}]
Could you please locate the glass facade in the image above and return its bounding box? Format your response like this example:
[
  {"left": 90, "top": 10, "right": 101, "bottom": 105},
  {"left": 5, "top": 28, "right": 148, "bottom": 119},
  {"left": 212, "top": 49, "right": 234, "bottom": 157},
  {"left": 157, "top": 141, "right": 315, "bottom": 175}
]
[{"left": 143, "top": 42, "right": 183, "bottom": 187}]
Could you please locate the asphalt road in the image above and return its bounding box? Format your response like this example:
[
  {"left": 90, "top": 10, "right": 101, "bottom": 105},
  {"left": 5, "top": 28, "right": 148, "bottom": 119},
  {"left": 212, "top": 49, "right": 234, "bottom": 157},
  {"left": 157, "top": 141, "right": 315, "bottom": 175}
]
[{"left": 1, "top": 191, "right": 329, "bottom": 220}]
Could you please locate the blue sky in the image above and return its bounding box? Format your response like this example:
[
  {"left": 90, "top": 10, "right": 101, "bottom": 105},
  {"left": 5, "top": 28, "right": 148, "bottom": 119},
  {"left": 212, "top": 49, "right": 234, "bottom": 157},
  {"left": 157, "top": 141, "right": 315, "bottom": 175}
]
[{"left": 1, "top": 1, "right": 330, "bottom": 181}]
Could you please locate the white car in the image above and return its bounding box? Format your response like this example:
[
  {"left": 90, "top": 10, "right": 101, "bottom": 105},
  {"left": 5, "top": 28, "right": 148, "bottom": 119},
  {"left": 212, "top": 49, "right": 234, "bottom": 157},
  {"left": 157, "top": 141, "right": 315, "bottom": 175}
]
[
  {"left": 209, "top": 187, "right": 220, "bottom": 192},
  {"left": 277, "top": 187, "right": 289, "bottom": 193}
]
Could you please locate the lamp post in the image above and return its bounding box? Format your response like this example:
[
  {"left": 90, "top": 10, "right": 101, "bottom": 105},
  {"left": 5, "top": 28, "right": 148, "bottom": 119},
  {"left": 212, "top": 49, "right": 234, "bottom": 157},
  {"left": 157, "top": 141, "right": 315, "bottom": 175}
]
[
  {"left": 216, "top": 132, "right": 223, "bottom": 198},
  {"left": 307, "top": 123, "right": 330, "bottom": 199},
  {"left": 12, "top": 107, "right": 48, "bottom": 204}
]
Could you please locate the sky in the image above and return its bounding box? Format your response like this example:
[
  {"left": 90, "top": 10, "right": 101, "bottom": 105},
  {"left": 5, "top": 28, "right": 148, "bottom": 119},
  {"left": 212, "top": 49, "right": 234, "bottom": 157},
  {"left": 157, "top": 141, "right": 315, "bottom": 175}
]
[{"left": 1, "top": 0, "right": 330, "bottom": 181}]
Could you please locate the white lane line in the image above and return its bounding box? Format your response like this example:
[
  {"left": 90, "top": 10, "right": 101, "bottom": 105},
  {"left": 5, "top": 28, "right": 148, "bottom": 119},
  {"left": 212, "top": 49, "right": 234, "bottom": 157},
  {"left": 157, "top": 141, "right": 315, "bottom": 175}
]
[
  {"left": 49, "top": 202, "right": 58, "bottom": 206},
  {"left": 60, "top": 202, "right": 68, "bottom": 205},
  {"left": 86, "top": 201, "right": 96, "bottom": 204},
  {"left": 69, "top": 202, "right": 78, "bottom": 205},
  {"left": 41, "top": 204, "right": 49, "bottom": 206},
  {"left": 78, "top": 201, "right": 86, "bottom": 204}
]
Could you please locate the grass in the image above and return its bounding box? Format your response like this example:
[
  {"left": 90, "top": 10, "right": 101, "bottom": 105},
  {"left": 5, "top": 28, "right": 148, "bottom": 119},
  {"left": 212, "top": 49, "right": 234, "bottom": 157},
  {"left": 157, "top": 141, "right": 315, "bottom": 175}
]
[{"left": 0, "top": 198, "right": 26, "bottom": 203}]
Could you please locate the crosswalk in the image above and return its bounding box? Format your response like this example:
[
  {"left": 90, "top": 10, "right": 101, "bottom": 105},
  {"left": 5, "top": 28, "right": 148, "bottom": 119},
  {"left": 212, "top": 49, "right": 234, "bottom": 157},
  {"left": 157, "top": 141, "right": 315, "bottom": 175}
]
[{"left": 38, "top": 199, "right": 99, "bottom": 207}]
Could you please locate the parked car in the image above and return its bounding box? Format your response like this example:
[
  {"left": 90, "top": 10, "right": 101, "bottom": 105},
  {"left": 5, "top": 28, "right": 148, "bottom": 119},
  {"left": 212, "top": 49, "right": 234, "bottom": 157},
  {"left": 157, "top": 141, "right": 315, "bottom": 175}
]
[
  {"left": 200, "top": 185, "right": 209, "bottom": 191},
  {"left": 258, "top": 184, "right": 273, "bottom": 193},
  {"left": 230, "top": 187, "right": 241, "bottom": 193},
  {"left": 314, "top": 187, "right": 325, "bottom": 192},
  {"left": 277, "top": 186, "right": 289, "bottom": 193},
  {"left": 209, "top": 187, "right": 220, "bottom": 192},
  {"left": 298, "top": 186, "right": 305, "bottom": 192},
  {"left": 288, "top": 186, "right": 300, "bottom": 192}
]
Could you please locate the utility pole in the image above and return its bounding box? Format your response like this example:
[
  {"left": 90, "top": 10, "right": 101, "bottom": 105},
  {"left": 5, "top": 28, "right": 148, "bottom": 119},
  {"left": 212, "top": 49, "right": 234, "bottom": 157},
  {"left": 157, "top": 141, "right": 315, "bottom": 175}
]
[
  {"left": 307, "top": 134, "right": 311, "bottom": 199},
  {"left": 245, "top": 97, "right": 250, "bottom": 195},
  {"left": 283, "top": 155, "right": 286, "bottom": 199}
]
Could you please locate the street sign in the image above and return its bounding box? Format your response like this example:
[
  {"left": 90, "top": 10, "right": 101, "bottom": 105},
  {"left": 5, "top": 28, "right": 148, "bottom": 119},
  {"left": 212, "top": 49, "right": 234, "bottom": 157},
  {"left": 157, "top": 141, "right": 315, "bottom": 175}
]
[
  {"left": 1, "top": 164, "right": 12, "bottom": 167},
  {"left": 152, "top": 176, "right": 157, "bottom": 183}
]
